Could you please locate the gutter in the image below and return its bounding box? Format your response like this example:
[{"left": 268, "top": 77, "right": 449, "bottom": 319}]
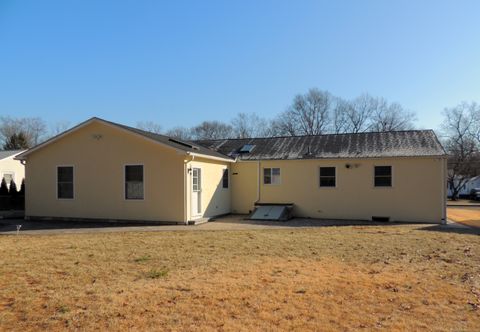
[{"left": 441, "top": 157, "right": 447, "bottom": 225}]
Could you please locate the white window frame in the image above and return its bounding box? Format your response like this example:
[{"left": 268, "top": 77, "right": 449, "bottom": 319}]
[
  {"left": 373, "top": 165, "right": 394, "bottom": 188},
  {"left": 319, "top": 166, "right": 337, "bottom": 188},
  {"left": 56, "top": 165, "right": 75, "bottom": 200},
  {"left": 124, "top": 164, "right": 145, "bottom": 201},
  {"left": 263, "top": 167, "right": 281, "bottom": 185}
]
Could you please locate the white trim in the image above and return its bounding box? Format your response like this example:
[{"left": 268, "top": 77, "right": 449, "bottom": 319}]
[
  {"left": 186, "top": 151, "right": 234, "bottom": 163},
  {"left": 191, "top": 166, "right": 202, "bottom": 218},
  {"left": 373, "top": 165, "right": 394, "bottom": 188},
  {"left": 319, "top": 166, "right": 337, "bottom": 188},
  {"left": 263, "top": 167, "right": 281, "bottom": 186},
  {"left": 124, "top": 164, "right": 145, "bottom": 201},
  {"left": 56, "top": 165, "right": 75, "bottom": 200}
]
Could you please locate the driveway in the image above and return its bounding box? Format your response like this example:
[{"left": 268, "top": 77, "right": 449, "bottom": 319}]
[
  {"left": 447, "top": 206, "right": 480, "bottom": 228},
  {"left": 0, "top": 214, "right": 434, "bottom": 235}
]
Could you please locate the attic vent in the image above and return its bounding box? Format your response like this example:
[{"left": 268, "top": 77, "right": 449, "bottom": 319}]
[
  {"left": 239, "top": 144, "right": 255, "bottom": 153},
  {"left": 168, "top": 138, "right": 199, "bottom": 150},
  {"left": 372, "top": 216, "right": 390, "bottom": 222}
]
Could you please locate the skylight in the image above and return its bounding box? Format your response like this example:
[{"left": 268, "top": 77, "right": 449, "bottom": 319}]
[{"left": 239, "top": 144, "right": 255, "bottom": 153}]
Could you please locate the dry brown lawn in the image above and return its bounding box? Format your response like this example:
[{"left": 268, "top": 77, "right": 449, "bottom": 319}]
[{"left": 1, "top": 225, "right": 480, "bottom": 331}]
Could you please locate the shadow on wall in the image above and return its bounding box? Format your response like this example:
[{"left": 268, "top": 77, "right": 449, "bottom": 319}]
[{"left": 202, "top": 176, "right": 230, "bottom": 219}]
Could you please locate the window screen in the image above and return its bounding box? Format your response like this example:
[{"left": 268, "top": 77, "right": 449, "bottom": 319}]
[
  {"left": 319, "top": 167, "right": 336, "bottom": 187},
  {"left": 57, "top": 166, "right": 74, "bottom": 199},
  {"left": 222, "top": 169, "right": 229, "bottom": 188},
  {"left": 374, "top": 166, "right": 392, "bottom": 187},
  {"left": 264, "top": 168, "right": 281, "bottom": 185},
  {"left": 125, "top": 165, "right": 144, "bottom": 199}
]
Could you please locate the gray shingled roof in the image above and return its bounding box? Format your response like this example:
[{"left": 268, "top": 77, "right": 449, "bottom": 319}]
[
  {"left": 194, "top": 130, "right": 446, "bottom": 160},
  {"left": 0, "top": 150, "right": 23, "bottom": 160},
  {"left": 99, "top": 119, "right": 234, "bottom": 161}
]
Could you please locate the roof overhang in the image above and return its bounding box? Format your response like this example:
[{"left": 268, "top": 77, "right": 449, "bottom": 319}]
[{"left": 187, "top": 151, "right": 235, "bottom": 163}]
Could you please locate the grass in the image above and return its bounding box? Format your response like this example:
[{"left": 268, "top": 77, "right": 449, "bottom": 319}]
[{"left": 1, "top": 224, "right": 480, "bottom": 331}]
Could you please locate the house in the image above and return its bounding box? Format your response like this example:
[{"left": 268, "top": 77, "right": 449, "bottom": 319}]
[
  {"left": 16, "top": 117, "right": 448, "bottom": 224},
  {"left": 0, "top": 150, "right": 26, "bottom": 189},
  {"left": 447, "top": 175, "right": 480, "bottom": 198}
]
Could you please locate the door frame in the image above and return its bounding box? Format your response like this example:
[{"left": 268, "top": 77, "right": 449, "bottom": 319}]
[{"left": 191, "top": 167, "right": 202, "bottom": 218}]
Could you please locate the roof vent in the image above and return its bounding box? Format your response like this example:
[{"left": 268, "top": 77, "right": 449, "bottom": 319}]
[{"left": 239, "top": 144, "right": 255, "bottom": 153}]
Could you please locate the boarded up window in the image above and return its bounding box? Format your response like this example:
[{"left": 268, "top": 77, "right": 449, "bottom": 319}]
[
  {"left": 374, "top": 166, "right": 392, "bottom": 187},
  {"left": 125, "top": 165, "right": 144, "bottom": 199},
  {"left": 57, "top": 166, "right": 74, "bottom": 199},
  {"left": 319, "top": 167, "right": 336, "bottom": 187}
]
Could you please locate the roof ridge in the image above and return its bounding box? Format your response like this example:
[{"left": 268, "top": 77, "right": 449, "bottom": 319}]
[{"left": 194, "top": 129, "right": 436, "bottom": 142}]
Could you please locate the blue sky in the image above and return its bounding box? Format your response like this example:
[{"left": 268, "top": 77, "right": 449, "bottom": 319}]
[{"left": 0, "top": 0, "right": 479, "bottom": 131}]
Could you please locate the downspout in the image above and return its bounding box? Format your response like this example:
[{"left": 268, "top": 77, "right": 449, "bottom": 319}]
[
  {"left": 441, "top": 157, "right": 447, "bottom": 225},
  {"left": 254, "top": 160, "right": 261, "bottom": 204}
]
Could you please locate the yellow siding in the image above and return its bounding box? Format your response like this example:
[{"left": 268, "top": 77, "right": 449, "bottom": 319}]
[
  {"left": 25, "top": 121, "right": 186, "bottom": 222},
  {"left": 231, "top": 161, "right": 258, "bottom": 214},
  {"left": 232, "top": 157, "right": 446, "bottom": 223},
  {"left": 186, "top": 157, "right": 231, "bottom": 220}
]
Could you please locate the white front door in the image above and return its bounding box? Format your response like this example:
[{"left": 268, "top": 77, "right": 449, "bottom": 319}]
[{"left": 191, "top": 168, "right": 202, "bottom": 217}]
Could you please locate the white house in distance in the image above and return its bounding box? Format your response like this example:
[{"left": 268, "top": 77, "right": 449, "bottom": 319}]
[
  {"left": 448, "top": 176, "right": 480, "bottom": 198},
  {"left": 0, "top": 150, "right": 26, "bottom": 189}
]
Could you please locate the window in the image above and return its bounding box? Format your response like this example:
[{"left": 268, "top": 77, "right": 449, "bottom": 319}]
[
  {"left": 264, "top": 168, "right": 281, "bottom": 185},
  {"left": 222, "top": 169, "right": 229, "bottom": 188},
  {"left": 2, "top": 172, "right": 14, "bottom": 185},
  {"left": 319, "top": 167, "right": 336, "bottom": 187},
  {"left": 374, "top": 166, "right": 392, "bottom": 187},
  {"left": 192, "top": 168, "right": 201, "bottom": 192},
  {"left": 57, "top": 166, "right": 74, "bottom": 199},
  {"left": 125, "top": 165, "right": 144, "bottom": 199}
]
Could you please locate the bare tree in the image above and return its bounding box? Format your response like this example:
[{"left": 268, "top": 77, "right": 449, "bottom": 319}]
[
  {"left": 331, "top": 98, "right": 350, "bottom": 134},
  {"left": 50, "top": 121, "right": 71, "bottom": 136},
  {"left": 0, "top": 116, "right": 47, "bottom": 147},
  {"left": 276, "top": 88, "right": 332, "bottom": 136},
  {"left": 191, "top": 121, "right": 232, "bottom": 140},
  {"left": 342, "top": 94, "right": 378, "bottom": 133},
  {"left": 136, "top": 121, "right": 162, "bottom": 134},
  {"left": 370, "top": 99, "right": 416, "bottom": 131},
  {"left": 165, "top": 126, "right": 193, "bottom": 140},
  {"left": 442, "top": 102, "right": 480, "bottom": 200},
  {"left": 231, "top": 113, "right": 269, "bottom": 138}
]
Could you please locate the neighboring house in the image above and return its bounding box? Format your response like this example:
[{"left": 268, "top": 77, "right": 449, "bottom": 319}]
[
  {"left": 447, "top": 176, "right": 480, "bottom": 198},
  {"left": 0, "top": 150, "right": 26, "bottom": 189},
  {"left": 16, "top": 117, "right": 448, "bottom": 224}
]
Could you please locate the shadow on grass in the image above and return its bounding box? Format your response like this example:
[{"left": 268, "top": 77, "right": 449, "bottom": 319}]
[{"left": 419, "top": 224, "right": 480, "bottom": 236}]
